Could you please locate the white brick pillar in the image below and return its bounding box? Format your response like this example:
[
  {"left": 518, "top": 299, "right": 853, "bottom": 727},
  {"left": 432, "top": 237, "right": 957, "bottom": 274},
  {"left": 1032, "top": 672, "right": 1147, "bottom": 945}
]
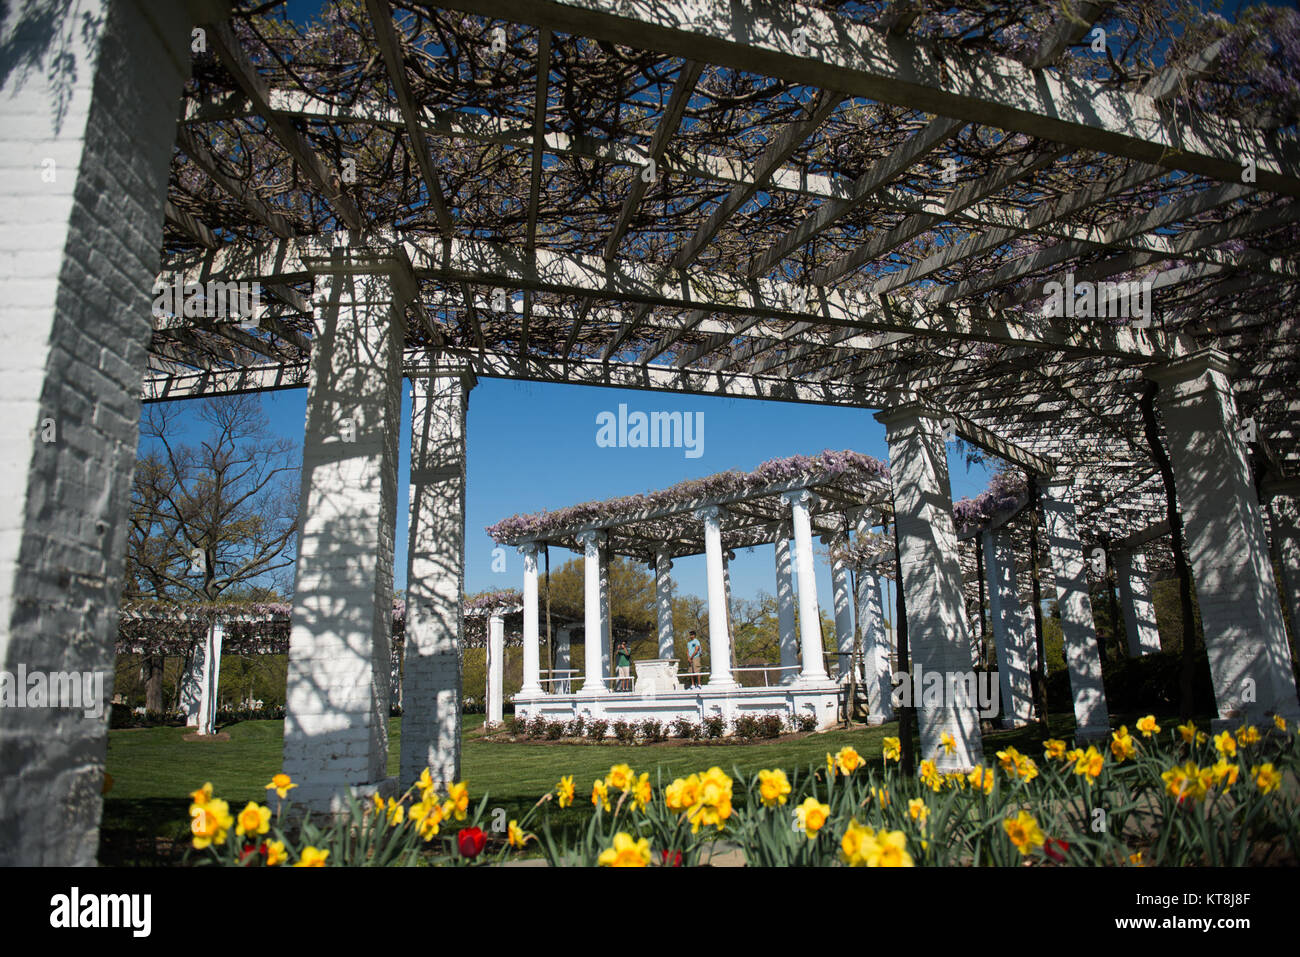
[
  {"left": 0, "top": 0, "right": 196, "bottom": 865},
  {"left": 390, "top": 642, "right": 403, "bottom": 714},
  {"left": 577, "top": 531, "right": 607, "bottom": 693},
  {"left": 696, "top": 506, "right": 737, "bottom": 688},
  {"left": 519, "top": 543, "right": 544, "bottom": 696},
  {"left": 875, "top": 404, "right": 982, "bottom": 771},
  {"left": 599, "top": 541, "right": 613, "bottom": 683},
  {"left": 1115, "top": 551, "right": 1162, "bottom": 656},
  {"left": 1040, "top": 479, "right": 1110, "bottom": 737},
  {"left": 1266, "top": 495, "right": 1300, "bottom": 644},
  {"left": 983, "top": 528, "right": 1036, "bottom": 728},
  {"left": 823, "top": 533, "right": 855, "bottom": 683},
  {"left": 282, "top": 256, "right": 407, "bottom": 811},
  {"left": 486, "top": 612, "right": 505, "bottom": 725},
  {"left": 195, "top": 619, "right": 224, "bottom": 737},
  {"left": 774, "top": 527, "right": 799, "bottom": 684},
  {"left": 555, "top": 626, "right": 572, "bottom": 693},
  {"left": 1149, "top": 351, "right": 1300, "bottom": 725},
  {"left": 654, "top": 548, "right": 675, "bottom": 660},
  {"left": 782, "top": 490, "right": 832, "bottom": 684},
  {"left": 856, "top": 568, "right": 894, "bottom": 724},
  {"left": 400, "top": 369, "right": 471, "bottom": 788}
]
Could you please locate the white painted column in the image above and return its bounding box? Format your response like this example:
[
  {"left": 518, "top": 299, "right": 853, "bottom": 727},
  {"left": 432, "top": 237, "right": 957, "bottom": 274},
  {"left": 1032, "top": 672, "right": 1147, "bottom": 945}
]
[
  {"left": 577, "top": 531, "right": 607, "bottom": 693},
  {"left": 823, "top": 533, "right": 855, "bottom": 682},
  {"left": 782, "top": 490, "right": 831, "bottom": 684},
  {"left": 401, "top": 371, "right": 471, "bottom": 786},
  {"left": 695, "top": 506, "right": 737, "bottom": 688},
  {"left": 0, "top": 0, "right": 194, "bottom": 865},
  {"left": 555, "top": 626, "right": 572, "bottom": 693},
  {"left": 486, "top": 613, "right": 505, "bottom": 725},
  {"left": 654, "top": 548, "right": 675, "bottom": 659},
  {"left": 195, "top": 619, "right": 225, "bottom": 737},
  {"left": 983, "top": 528, "right": 1036, "bottom": 728},
  {"left": 1040, "top": 479, "right": 1110, "bottom": 738},
  {"left": 519, "top": 543, "right": 544, "bottom": 696},
  {"left": 599, "top": 542, "right": 613, "bottom": 685},
  {"left": 1150, "top": 352, "right": 1300, "bottom": 724},
  {"left": 1114, "top": 551, "right": 1162, "bottom": 655},
  {"left": 283, "top": 256, "right": 407, "bottom": 811},
  {"left": 1268, "top": 495, "right": 1300, "bottom": 643},
  {"left": 875, "top": 404, "right": 982, "bottom": 771},
  {"left": 390, "top": 642, "right": 403, "bottom": 714},
  {"left": 775, "top": 528, "right": 799, "bottom": 684},
  {"left": 856, "top": 568, "right": 894, "bottom": 724},
  {"left": 179, "top": 638, "right": 206, "bottom": 728}
]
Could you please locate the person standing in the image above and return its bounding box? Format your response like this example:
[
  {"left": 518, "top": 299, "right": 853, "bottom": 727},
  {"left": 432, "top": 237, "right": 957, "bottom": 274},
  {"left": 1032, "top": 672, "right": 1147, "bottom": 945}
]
[
  {"left": 685, "top": 630, "right": 703, "bottom": 689},
  {"left": 615, "top": 640, "right": 633, "bottom": 692}
]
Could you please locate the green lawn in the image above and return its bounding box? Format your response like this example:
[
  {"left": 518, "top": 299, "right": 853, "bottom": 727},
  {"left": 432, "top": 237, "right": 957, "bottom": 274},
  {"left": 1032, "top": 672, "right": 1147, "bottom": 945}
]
[{"left": 100, "top": 709, "right": 1186, "bottom": 864}]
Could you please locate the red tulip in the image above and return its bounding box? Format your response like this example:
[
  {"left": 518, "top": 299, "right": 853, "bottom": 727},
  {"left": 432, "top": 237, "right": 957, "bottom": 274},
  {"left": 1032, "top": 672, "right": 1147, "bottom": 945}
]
[
  {"left": 661, "top": 849, "right": 682, "bottom": 867},
  {"left": 458, "top": 827, "right": 487, "bottom": 858},
  {"left": 1043, "top": 838, "right": 1070, "bottom": 863}
]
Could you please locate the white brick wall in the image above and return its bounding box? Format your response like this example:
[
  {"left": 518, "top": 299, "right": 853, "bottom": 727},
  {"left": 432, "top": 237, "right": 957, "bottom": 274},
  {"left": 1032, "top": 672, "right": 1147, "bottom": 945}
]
[
  {"left": 1151, "top": 353, "right": 1300, "bottom": 723},
  {"left": 0, "top": 0, "right": 191, "bottom": 864},
  {"left": 1040, "top": 481, "right": 1110, "bottom": 736},
  {"left": 876, "top": 405, "right": 982, "bottom": 770},
  {"left": 282, "top": 265, "right": 406, "bottom": 809},
  {"left": 400, "top": 372, "right": 469, "bottom": 787}
]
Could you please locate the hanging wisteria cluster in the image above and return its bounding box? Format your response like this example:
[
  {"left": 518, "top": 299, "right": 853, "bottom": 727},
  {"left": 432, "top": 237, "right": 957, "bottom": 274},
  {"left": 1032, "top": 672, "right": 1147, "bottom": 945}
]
[{"left": 952, "top": 468, "right": 1030, "bottom": 530}]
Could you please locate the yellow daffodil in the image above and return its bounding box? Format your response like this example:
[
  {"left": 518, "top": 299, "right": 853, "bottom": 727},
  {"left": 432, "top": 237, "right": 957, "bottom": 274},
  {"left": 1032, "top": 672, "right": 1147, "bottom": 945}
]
[
  {"left": 507, "top": 820, "right": 531, "bottom": 848},
  {"left": 264, "top": 773, "right": 296, "bottom": 800},
  {"left": 1043, "top": 739, "right": 1067, "bottom": 761},
  {"left": 1003, "top": 810, "right": 1045, "bottom": 856},
  {"left": 795, "top": 796, "right": 830, "bottom": 839},
  {"left": 1162, "top": 761, "right": 1211, "bottom": 803},
  {"left": 264, "top": 840, "right": 287, "bottom": 866},
  {"left": 939, "top": 732, "right": 956, "bottom": 756},
  {"left": 664, "top": 774, "right": 699, "bottom": 813},
  {"left": 996, "top": 747, "right": 1023, "bottom": 776},
  {"left": 415, "top": 768, "right": 435, "bottom": 797},
  {"left": 871, "top": 786, "right": 891, "bottom": 805},
  {"left": 687, "top": 767, "right": 733, "bottom": 833},
  {"left": 293, "top": 846, "right": 329, "bottom": 867},
  {"left": 882, "top": 737, "right": 901, "bottom": 762},
  {"left": 556, "top": 775, "right": 575, "bottom": 809},
  {"left": 1110, "top": 727, "right": 1136, "bottom": 763},
  {"left": 1136, "top": 715, "right": 1160, "bottom": 738},
  {"left": 1074, "top": 746, "right": 1104, "bottom": 782},
  {"left": 1129, "top": 851, "right": 1143, "bottom": 867},
  {"left": 591, "top": 778, "right": 610, "bottom": 812},
  {"left": 1251, "top": 763, "right": 1282, "bottom": 795},
  {"left": 872, "top": 829, "right": 914, "bottom": 867},
  {"left": 1210, "top": 758, "right": 1239, "bottom": 788},
  {"left": 633, "top": 772, "right": 653, "bottom": 812},
  {"left": 1213, "top": 731, "right": 1237, "bottom": 757},
  {"left": 605, "top": 763, "right": 635, "bottom": 792},
  {"left": 384, "top": 797, "right": 404, "bottom": 827},
  {"left": 757, "top": 769, "right": 791, "bottom": 807},
  {"left": 826, "top": 752, "right": 836, "bottom": 778},
  {"left": 597, "top": 832, "right": 651, "bottom": 867},
  {"left": 919, "top": 759, "right": 943, "bottom": 792},
  {"left": 409, "top": 796, "right": 445, "bottom": 841},
  {"left": 1177, "top": 721, "right": 1199, "bottom": 744},
  {"left": 190, "top": 782, "right": 214, "bottom": 807},
  {"left": 1273, "top": 715, "right": 1288, "bottom": 733},
  {"left": 835, "top": 746, "right": 864, "bottom": 775},
  {"left": 840, "top": 819, "right": 880, "bottom": 866},
  {"left": 908, "top": 798, "right": 929, "bottom": 824},
  {"left": 446, "top": 780, "right": 470, "bottom": 820},
  {"left": 967, "top": 765, "right": 994, "bottom": 795},
  {"left": 235, "top": 801, "right": 271, "bottom": 838},
  {"left": 189, "top": 797, "right": 233, "bottom": 850},
  {"left": 1064, "top": 747, "right": 1083, "bottom": 766},
  {"left": 1236, "top": 725, "right": 1260, "bottom": 747}
]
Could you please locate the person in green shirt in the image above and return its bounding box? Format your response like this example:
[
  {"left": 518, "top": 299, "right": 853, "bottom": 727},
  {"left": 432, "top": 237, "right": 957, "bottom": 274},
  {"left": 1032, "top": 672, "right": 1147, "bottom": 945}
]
[{"left": 615, "top": 640, "right": 633, "bottom": 692}]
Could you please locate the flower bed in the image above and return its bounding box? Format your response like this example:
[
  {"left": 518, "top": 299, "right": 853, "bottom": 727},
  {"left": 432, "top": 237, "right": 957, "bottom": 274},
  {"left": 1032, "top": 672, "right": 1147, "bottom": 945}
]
[{"left": 186, "top": 716, "right": 1298, "bottom": 867}]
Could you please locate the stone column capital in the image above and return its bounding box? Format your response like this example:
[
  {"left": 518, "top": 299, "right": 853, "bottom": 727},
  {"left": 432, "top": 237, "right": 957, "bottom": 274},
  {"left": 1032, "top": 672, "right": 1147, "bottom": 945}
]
[
  {"left": 575, "top": 529, "right": 607, "bottom": 548},
  {"left": 518, "top": 541, "right": 540, "bottom": 557},
  {"left": 781, "top": 488, "right": 819, "bottom": 509},
  {"left": 694, "top": 504, "right": 727, "bottom": 524},
  {"left": 873, "top": 399, "right": 937, "bottom": 428}
]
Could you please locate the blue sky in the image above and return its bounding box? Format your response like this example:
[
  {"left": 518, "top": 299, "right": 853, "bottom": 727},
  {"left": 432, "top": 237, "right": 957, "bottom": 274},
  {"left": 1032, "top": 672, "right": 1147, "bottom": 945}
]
[{"left": 161, "top": 383, "right": 996, "bottom": 614}]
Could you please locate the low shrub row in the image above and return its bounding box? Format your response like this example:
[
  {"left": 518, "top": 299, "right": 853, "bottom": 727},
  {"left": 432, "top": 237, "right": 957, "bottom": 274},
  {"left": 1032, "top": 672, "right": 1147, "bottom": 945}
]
[{"left": 500, "top": 711, "right": 818, "bottom": 742}]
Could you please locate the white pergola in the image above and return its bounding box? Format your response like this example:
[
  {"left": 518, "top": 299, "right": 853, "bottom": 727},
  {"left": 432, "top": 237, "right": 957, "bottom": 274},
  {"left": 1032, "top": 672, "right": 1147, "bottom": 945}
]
[{"left": 3, "top": 0, "right": 1299, "bottom": 863}]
